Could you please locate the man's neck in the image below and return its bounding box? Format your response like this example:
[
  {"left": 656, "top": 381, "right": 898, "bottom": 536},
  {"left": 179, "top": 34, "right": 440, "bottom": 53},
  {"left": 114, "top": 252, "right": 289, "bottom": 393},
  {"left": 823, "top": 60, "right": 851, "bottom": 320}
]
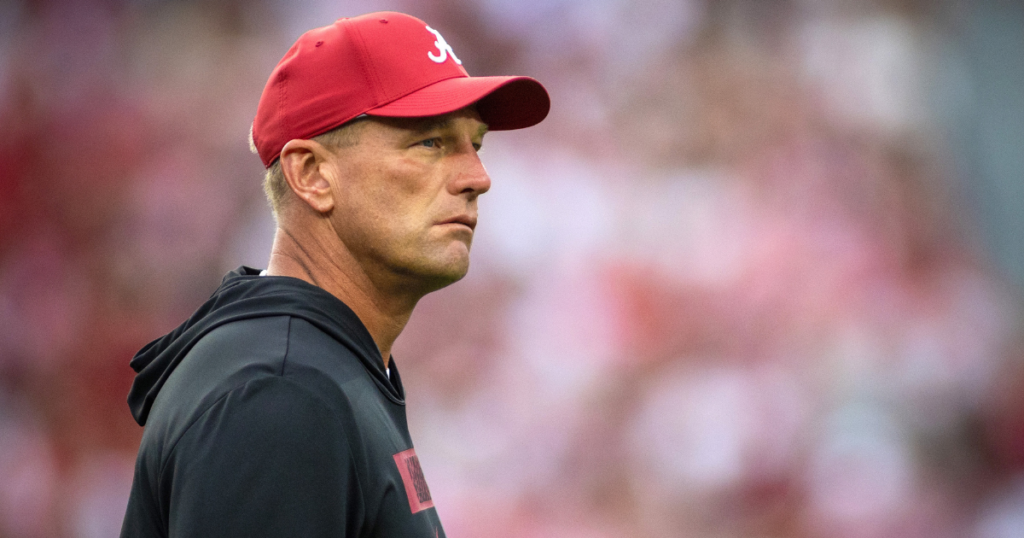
[{"left": 265, "top": 225, "right": 415, "bottom": 365}]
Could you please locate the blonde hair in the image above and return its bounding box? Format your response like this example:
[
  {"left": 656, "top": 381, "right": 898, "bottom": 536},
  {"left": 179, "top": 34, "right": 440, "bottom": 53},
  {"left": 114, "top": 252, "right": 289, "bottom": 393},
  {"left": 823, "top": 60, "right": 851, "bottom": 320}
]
[{"left": 249, "top": 120, "right": 366, "bottom": 218}]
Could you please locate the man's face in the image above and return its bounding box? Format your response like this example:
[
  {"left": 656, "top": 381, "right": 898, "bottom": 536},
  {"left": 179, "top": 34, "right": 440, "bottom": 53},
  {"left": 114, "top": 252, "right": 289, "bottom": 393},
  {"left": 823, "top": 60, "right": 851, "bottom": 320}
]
[{"left": 323, "top": 107, "right": 490, "bottom": 293}]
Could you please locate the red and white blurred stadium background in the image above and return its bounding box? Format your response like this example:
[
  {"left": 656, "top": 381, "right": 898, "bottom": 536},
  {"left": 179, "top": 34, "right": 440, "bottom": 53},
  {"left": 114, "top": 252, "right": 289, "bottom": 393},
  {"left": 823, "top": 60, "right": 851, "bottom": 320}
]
[{"left": 2, "top": 0, "right": 1024, "bottom": 536}]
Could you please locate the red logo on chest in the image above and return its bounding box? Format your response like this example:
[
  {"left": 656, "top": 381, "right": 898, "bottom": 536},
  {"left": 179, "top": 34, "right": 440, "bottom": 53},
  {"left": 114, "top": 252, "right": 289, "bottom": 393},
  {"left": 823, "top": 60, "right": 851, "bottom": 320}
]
[{"left": 393, "top": 448, "right": 434, "bottom": 513}]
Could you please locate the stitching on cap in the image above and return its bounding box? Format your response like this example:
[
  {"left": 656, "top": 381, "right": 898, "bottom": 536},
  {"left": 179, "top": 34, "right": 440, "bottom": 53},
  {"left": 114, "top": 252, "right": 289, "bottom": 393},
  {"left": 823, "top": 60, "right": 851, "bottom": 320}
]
[
  {"left": 378, "top": 73, "right": 470, "bottom": 106},
  {"left": 272, "top": 69, "right": 288, "bottom": 164},
  {"left": 347, "top": 19, "right": 386, "bottom": 103}
]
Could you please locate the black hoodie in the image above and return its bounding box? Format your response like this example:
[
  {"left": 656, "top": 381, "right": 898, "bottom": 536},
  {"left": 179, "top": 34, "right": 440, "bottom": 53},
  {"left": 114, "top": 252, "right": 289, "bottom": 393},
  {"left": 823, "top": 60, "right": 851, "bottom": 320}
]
[{"left": 121, "top": 267, "right": 445, "bottom": 537}]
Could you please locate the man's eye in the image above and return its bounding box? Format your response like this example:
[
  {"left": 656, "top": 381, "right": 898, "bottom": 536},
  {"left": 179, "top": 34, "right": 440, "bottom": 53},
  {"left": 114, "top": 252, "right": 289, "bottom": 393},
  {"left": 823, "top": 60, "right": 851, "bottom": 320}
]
[{"left": 419, "top": 138, "right": 439, "bottom": 148}]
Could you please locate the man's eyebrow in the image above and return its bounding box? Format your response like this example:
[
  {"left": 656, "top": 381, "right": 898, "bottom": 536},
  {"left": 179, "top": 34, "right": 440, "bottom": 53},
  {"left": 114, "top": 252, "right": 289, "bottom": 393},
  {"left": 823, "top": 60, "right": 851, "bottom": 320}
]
[
  {"left": 407, "top": 115, "right": 452, "bottom": 134},
  {"left": 411, "top": 116, "right": 489, "bottom": 136},
  {"left": 413, "top": 116, "right": 451, "bottom": 133}
]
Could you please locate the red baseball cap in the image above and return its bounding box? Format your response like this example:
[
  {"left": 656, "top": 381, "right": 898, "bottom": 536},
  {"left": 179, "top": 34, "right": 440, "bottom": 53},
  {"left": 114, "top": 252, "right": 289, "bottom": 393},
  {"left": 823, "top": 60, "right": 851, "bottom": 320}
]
[{"left": 252, "top": 11, "right": 551, "bottom": 167}]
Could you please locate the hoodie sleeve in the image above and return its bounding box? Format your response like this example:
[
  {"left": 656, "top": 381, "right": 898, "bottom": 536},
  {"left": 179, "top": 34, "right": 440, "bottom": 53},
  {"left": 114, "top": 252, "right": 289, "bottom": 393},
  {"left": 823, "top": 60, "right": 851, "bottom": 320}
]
[{"left": 163, "top": 376, "right": 364, "bottom": 537}]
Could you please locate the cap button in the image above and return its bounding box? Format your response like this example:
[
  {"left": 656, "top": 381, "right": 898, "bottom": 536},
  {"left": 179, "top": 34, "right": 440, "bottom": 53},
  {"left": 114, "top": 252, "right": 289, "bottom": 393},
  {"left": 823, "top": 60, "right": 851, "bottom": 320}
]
[{"left": 380, "top": 18, "right": 388, "bottom": 23}]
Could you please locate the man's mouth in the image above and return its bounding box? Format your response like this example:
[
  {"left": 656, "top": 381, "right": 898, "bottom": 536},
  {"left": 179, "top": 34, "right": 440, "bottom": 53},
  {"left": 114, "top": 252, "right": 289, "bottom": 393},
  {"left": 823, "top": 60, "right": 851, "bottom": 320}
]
[{"left": 438, "top": 215, "right": 477, "bottom": 231}]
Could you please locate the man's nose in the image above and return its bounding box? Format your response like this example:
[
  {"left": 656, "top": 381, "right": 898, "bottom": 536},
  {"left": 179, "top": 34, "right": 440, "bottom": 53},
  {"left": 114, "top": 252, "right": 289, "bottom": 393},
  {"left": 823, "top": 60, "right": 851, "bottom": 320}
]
[{"left": 449, "top": 151, "right": 491, "bottom": 198}]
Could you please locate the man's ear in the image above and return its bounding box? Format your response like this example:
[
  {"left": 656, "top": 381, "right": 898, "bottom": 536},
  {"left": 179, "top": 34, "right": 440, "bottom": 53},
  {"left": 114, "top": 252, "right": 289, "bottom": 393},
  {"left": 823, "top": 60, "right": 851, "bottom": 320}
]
[{"left": 279, "top": 139, "right": 336, "bottom": 214}]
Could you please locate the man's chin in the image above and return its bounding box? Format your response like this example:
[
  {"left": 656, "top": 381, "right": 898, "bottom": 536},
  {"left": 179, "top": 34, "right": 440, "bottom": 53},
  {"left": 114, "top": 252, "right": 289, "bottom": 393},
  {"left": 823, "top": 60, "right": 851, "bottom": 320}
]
[
  {"left": 425, "top": 258, "right": 470, "bottom": 290},
  {"left": 398, "top": 251, "right": 470, "bottom": 293}
]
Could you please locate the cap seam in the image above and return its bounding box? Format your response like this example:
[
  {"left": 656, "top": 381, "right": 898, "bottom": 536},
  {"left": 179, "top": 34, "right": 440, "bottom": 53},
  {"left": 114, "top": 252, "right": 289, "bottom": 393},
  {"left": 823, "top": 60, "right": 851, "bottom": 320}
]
[
  {"left": 269, "top": 65, "right": 289, "bottom": 166},
  {"left": 347, "top": 18, "right": 386, "bottom": 106},
  {"left": 368, "top": 73, "right": 471, "bottom": 111}
]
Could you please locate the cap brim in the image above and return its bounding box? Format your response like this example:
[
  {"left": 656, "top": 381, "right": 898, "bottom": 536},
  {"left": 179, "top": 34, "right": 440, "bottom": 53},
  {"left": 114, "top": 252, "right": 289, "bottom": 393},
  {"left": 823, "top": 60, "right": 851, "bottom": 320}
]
[{"left": 366, "top": 75, "right": 550, "bottom": 131}]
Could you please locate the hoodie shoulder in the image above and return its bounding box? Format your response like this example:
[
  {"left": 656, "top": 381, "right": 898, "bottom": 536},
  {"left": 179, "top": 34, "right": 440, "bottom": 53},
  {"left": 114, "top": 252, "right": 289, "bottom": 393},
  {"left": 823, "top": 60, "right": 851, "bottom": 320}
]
[
  {"left": 141, "top": 316, "right": 294, "bottom": 456},
  {"left": 126, "top": 267, "right": 389, "bottom": 426}
]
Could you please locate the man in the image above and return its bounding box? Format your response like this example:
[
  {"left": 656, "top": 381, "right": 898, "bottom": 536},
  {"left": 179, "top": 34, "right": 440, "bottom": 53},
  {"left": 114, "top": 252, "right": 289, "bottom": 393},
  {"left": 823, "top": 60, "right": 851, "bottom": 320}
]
[{"left": 120, "top": 11, "right": 548, "bottom": 537}]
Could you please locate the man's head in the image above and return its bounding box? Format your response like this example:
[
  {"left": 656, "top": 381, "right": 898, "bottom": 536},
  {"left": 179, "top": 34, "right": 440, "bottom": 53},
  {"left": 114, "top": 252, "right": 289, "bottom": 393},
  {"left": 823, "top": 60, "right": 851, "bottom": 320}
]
[{"left": 250, "top": 12, "right": 548, "bottom": 294}]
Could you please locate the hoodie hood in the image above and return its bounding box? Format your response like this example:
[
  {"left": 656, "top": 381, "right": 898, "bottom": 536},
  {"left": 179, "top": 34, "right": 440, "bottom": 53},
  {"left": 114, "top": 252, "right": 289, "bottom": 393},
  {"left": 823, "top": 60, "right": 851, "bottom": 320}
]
[{"left": 127, "top": 266, "right": 399, "bottom": 426}]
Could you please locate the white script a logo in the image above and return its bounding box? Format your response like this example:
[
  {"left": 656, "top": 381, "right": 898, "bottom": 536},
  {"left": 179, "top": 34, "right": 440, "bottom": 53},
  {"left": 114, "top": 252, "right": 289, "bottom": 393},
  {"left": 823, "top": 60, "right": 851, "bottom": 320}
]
[{"left": 425, "top": 25, "right": 462, "bottom": 65}]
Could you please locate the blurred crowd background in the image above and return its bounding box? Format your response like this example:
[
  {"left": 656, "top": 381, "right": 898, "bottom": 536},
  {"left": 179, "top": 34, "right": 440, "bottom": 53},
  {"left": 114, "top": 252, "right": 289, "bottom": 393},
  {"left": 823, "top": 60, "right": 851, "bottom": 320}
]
[{"left": 2, "top": 0, "right": 1024, "bottom": 536}]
